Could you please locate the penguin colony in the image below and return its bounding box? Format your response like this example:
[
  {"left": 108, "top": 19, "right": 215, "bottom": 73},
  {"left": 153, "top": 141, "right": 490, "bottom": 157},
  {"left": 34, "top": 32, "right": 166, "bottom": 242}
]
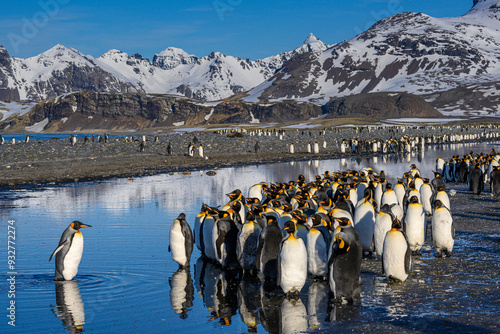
[
  {"left": 435, "top": 150, "right": 500, "bottom": 197},
  {"left": 169, "top": 163, "right": 458, "bottom": 305}
]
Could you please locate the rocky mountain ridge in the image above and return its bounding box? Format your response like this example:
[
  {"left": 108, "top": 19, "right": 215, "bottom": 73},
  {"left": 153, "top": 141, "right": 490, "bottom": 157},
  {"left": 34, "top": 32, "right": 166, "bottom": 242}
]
[
  {"left": 245, "top": 0, "right": 500, "bottom": 107},
  {"left": 0, "top": 34, "right": 328, "bottom": 102}
]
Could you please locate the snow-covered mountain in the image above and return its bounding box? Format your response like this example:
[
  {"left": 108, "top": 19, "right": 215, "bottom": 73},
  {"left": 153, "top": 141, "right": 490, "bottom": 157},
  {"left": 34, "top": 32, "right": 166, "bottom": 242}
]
[
  {"left": 244, "top": 0, "right": 500, "bottom": 105},
  {"left": 0, "top": 34, "right": 328, "bottom": 102}
]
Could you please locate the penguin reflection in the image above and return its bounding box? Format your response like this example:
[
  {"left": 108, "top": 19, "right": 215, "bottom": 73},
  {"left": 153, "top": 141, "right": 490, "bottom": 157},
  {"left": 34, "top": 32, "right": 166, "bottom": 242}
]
[
  {"left": 258, "top": 283, "right": 284, "bottom": 334},
  {"left": 53, "top": 280, "right": 85, "bottom": 333},
  {"left": 307, "top": 280, "right": 329, "bottom": 330},
  {"left": 279, "top": 296, "right": 308, "bottom": 334},
  {"left": 237, "top": 278, "right": 261, "bottom": 332},
  {"left": 169, "top": 267, "right": 194, "bottom": 319},
  {"left": 197, "top": 257, "right": 239, "bottom": 326}
]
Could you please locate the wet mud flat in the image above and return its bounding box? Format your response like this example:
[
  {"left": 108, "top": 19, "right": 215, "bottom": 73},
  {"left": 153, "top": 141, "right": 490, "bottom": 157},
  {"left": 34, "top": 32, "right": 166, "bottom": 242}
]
[
  {"left": 193, "top": 183, "right": 499, "bottom": 334},
  {"left": 0, "top": 125, "right": 495, "bottom": 187}
]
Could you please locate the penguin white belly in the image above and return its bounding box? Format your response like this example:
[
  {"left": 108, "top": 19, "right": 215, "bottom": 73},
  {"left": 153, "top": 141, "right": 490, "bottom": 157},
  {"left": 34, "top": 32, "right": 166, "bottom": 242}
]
[
  {"left": 63, "top": 232, "right": 84, "bottom": 280},
  {"left": 381, "top": 191, "right": 398, "bottom": 206},
  {"left": 280, "top": 239, "right": 307, "bottom": 293},
  {"left": 202, "top": 217, "right": 216, "bottom": 260},
  {"left": 420, "top": 185, "right": 433, "bottom": 215},
  {"left": 383, "top": 231, "right": 409, "bottom": 282},
  {"left": 392, "top": 204, "right": 404, "bottom": 221},
  {"left": 374, "top": 214, "right": 392, "bottom": 257},
  {"left": 394, "top": 186, "right": 405, "bottom": 207},
  {"left": 307, "top": 230, "right": 328, "bottom": 277},
  {"left": 432, "top": 211, "right": 454, "bottom": 253},
  {"left": 435, "top": 192, "right": 451, "bottom": 210},
  {"left": 194, "top": 213, "right": 205, "bottom": 251},
  {"left": 405, "top": 205, "right": 426, "bottom": 251},
  {"left": 170, "top": 223, "right": 188, "bottom": 266},
  {"left": 353, "top": 202, "right": 375, "bottom": 252}
]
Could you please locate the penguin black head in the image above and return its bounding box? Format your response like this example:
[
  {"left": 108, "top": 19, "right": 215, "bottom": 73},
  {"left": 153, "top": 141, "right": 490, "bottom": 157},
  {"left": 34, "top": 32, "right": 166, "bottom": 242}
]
[
  {"left": 176, "top": 213, "right": 186, "bottom": 221},
  {"left": 282, "top": 203, "right": 293, "bottom": 212},
  {"left": 283, "top": 220, "right": 296, "bottom": 234},
  {"left": 245, "top": 197, "right": 260, "bottom": 205},
  {"left": 433, "top": 199, "right": 444, "bottom": 209},
  {"left": 71, "top": 221, "right": 92, "bottom": 230},
  {"left": 363, "top": 187, "right": 373, "bottom": 201},
  {"left": 310, "top": 214, "right": 323, "bottom": 227},
  {"left": 334, "top": 217, "right": 351, "bottom": 227},
  {"left": 391, "top": 218, "right": 402, "bottom": 230},
  {"left": 245, "top": 211, "right": 256, "bottom": 222},
  {"left": 226, "top": 189, "right": 242, "bottom": 201},
  {"left": 380, "top": 204, "right": 392, "bottom": 214},
  {"left": 409, "top": 196, "right": 419, "bottom": 204},
  {"left": 291, "top": 210, "right": 306, "bottom": 223},
  {"left": 265, "top": 215, "right": 278, "bottom": 225}
]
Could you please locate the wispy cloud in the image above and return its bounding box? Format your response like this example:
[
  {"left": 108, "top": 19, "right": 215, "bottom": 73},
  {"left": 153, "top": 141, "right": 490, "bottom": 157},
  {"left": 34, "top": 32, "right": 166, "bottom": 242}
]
[{"left": 181, "top": 6, "right": 214, "bottom": 13}]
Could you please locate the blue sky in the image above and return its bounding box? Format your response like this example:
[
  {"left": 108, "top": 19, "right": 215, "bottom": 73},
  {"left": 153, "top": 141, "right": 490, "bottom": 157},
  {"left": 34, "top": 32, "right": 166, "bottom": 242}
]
[{"left": 2, "top": 0, "right": 473, "bottom": 60}]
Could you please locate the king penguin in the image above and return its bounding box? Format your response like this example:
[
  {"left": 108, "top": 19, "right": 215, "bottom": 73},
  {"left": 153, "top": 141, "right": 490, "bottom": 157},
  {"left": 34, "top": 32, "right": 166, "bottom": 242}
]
[
  {"left": 49, "top": 221, "right": 92, "bottom": 281},
  {"left": 256, "top": 215, "right": 282, "bottom": 281},
  {"left": 328, "top": 217, "right": 363, "bottom": 303},
  {"left": 278, "top": 221, "right": 308, "bottom": 296},
  {"left": 237, "top": 212, "right": 262, "bottom": 275},
  {"left": 382, "top": 213, "right": 411, "bottom": 282},
  {"left": 353, "top": 188, "right": 376, "bottom": 255},
  {"left": 307, "top": 215, "right": 332, "bottom": 278},
  {"left": 432, "top": 199, "right": 455, "bottom": 257},
  {"left": 169, "top": 213, "right": 194, "bottom": 268},
  {"left": 404, "top": 196, "right": 426, "bottom": 253},
  {"left": 373, "top": 204, "right": 393, "bottom": 258},
  {"left": 490, "top": 166, "right": 500, "bottom": 196},
  {"left": 469, "top": 164, "right": 484, "bottom": 195}
]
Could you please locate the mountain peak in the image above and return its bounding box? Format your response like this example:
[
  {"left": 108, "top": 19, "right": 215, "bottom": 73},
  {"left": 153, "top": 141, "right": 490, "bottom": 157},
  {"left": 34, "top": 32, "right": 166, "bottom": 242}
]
[
  {"left": 469, "top": 0, "right": 500, "bottom": 12},
  {"left": 152, "top": 46, "right": 198, "bottom": 70},
  {"left": 303, "top": 33, "right": 320, "bottom": 44}
]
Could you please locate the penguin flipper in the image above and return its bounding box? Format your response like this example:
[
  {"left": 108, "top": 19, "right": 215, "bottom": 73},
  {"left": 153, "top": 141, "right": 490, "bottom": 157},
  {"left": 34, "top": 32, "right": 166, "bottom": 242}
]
[
  {"left": 451, "top": 219, "right": 455, "bottom": 240},
  {"left": 49, "top": 240, "right": 68, "bottom": 262},
  {"left": 255, "top": 231, "right": 265, "bottom": 272},
  {"left": 277, "top": 245, "right": 282, "bottom": 287},
  {"left": 404, "top": 233, "right": 412, "bottom": 274}
]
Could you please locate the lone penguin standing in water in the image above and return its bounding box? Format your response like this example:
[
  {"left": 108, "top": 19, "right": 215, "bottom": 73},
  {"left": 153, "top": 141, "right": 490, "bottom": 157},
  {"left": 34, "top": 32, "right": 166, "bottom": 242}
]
[{"left": 49, "top": 221, "right": 92, "bottom": 281}]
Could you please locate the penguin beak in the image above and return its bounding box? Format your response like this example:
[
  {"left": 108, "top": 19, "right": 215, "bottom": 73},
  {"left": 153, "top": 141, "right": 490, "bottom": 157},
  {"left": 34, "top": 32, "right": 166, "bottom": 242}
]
[{"left": 80, "top": 224, "right": 92, "bottom": 228}]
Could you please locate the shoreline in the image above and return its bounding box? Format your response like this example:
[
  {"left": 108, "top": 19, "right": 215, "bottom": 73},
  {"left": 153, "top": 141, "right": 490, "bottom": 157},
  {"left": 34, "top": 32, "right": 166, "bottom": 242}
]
[{"left": 0, "top": 125, "right": 499, "bottom": 188}]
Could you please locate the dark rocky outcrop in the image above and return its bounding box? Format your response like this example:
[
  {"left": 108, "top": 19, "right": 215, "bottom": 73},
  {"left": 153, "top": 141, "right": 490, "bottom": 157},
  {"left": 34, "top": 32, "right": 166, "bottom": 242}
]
[
  {"left": 2, "top": 91, "right": 323, "bottom": 131},
  {"left": 322, "top": 92, "right": 441, "bottom": 118},
  {"left": 0, "top": 45, "right": 20, "bottom": 101}
]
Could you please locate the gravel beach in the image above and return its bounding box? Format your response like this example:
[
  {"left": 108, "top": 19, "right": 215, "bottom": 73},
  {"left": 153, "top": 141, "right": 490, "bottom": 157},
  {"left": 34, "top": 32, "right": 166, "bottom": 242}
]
[{"left": 0, "top": 124, "right": 497, "bottom": 187}]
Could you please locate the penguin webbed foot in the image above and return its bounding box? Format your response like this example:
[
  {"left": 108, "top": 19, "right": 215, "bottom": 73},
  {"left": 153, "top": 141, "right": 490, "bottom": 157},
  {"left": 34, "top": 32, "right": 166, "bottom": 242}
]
[
  {"left": 435, "top": 251, "right": 444, "bottom": 258},
  {"left": 444, "top": 250, "right": 452, "bottom": 257}
]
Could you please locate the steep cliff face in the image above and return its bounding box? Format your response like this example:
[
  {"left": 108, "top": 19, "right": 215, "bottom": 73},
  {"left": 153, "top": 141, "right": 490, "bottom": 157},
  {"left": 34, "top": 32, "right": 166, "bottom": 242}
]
[
  {"left": 0, "top": 45, "right": 20, "bottom": 101},
  {"left": 321, "top": 92, "right": 441, "bottom": 118},
  {"left": 1, "top": 91, "right": 325, "bottom": 132}
]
